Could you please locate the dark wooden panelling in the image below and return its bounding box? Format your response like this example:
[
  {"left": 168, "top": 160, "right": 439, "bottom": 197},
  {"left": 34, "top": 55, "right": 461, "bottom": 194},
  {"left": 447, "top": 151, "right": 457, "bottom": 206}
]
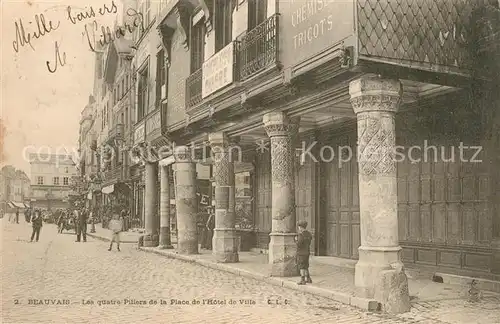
[
  {"left": 255, "top": 150, "right": 271, "bottom": 242},
  {"left": 464, "top": 253, "right": 491, "bottom": 271},
  {"left": 439, "top": 251, "right": 462, "bottom": 268},
  {"left": 321, "top": 131, "right": 360, "bottom": 259},
  {"left": 416, "top": 249, "right": 437, "bottom": 266}
]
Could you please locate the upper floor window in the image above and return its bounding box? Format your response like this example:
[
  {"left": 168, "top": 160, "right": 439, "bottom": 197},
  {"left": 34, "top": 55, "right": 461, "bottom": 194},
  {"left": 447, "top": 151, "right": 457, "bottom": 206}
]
[
  {"left": 137, "top": 0, "right": 151, "bottom": 39},
  {"left": 248, "top": 0, "right": 267, "bottom": 31},
  {"left": 214, "top": 0, "right": 233, "bottom": 52},
  {"left": 65, "top": 167, "right": 69, "bottom": 173},
  {"left": 156, "top": 49, "right": 168, "bottom": 107},
  {"left": 137, "top": 64, "right": 149, "bottom": 120},
  {"left": 37, "top": 176, "right": 44, "bottom": 185},
  {"left": 53, "top": 177, "right": 60, "bottom": 185},
  {"left": 63, "top": 177, "right": 69, "bottom": 186},
  {"left": 159, "top": 0, "right": 170, "bottom": 13},
  {"left": 190, "top": 12, "right": 206, "bottom": 73}
]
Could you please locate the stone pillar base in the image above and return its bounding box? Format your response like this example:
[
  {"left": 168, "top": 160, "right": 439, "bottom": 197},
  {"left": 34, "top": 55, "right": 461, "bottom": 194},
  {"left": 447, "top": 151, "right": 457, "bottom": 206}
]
[
  {"left": 159, "top": 226, "right": 173, "bottom": 249},
  {"left": 177, "top": 230, "right": 198, "bottom": 255},
  {"left": 143, "top": 234, "right": 159, "bottom": 248},
  {"left": 374, "top": 266, "right": 411, "bottom": 314},
  {"left": 269, "top": 233, "right": 299, "bottom": 277},
  {"left": 213, "top": 229, "right": 239, "bottom": 263},
  {"left": 355, "top": 246, "right": 404, "bottom": 297}
]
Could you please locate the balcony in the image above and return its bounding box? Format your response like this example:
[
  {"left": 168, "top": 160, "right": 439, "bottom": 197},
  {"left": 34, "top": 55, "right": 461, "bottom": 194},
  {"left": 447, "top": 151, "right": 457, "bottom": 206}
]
[
  {"left": 236, "top": 14, "right": 280, "bottom": 82},
  {"left": 184, "top": 15, "right": 280, "bottom": 110},
  {"left": 108, "top": 123, "right": 124, "bottom": 143},
  {"left": 103, "top": 165, "right": 123, "bottom": 185},
  {"left": 186, "top": 68, "right": 202, "bottom": 110}
]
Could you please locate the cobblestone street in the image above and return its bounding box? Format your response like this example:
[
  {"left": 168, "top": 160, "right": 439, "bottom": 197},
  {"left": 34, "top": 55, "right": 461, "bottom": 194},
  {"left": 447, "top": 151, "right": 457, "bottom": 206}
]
[{"left": 1, "top": 219, "right": 497, "bottom": 324}]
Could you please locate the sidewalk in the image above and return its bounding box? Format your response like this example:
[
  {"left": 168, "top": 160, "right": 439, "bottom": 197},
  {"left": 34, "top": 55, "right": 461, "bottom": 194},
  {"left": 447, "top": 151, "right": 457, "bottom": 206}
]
[
  {"left": 87, "top": 227, "right": 500, "bottom": 323},
  {"left": 140, "top": 247, "right": 500, "bottom": 324}
]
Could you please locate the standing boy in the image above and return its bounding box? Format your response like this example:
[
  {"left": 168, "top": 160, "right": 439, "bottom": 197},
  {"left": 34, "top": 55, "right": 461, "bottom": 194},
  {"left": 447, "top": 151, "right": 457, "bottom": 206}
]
[
  {"left": 108, "top": 212, "right": 123, "bottom": 251},
  {"left": 296, "top": 220, "right": 313, "bottom": 285}
]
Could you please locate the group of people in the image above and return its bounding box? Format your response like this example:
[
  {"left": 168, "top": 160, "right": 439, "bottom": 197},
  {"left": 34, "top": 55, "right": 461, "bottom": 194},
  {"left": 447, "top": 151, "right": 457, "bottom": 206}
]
[{"left": 56, "top": 207, "right": 90, "bottom": 242}]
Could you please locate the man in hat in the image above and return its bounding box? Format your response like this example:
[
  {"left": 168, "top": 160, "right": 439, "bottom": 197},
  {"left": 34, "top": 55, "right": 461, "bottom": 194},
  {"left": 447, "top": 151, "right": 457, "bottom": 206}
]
[{"left": 296, "top": 220, "right": 313, "bottom": 285}]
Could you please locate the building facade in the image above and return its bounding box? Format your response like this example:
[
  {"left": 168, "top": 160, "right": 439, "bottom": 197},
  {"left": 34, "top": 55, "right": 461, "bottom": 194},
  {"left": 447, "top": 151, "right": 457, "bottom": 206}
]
[
  {"left": 29, "top": 154, "right": 78, "bottom": 210},
  {"left": 0, "top": 166, "right": 30, "bottom": 211},
  {"left": 79, "top": 0, "right": 500, "bottom": 306}
]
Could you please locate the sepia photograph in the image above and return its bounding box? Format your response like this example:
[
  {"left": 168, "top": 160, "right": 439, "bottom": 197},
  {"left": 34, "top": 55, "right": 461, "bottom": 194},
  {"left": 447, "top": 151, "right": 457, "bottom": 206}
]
[{"left": 1, "top": 0, "right": 500, "bottom": 323}]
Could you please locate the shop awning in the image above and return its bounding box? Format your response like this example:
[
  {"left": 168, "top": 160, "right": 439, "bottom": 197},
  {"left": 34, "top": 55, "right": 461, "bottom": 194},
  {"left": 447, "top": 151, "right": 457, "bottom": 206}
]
[
  {"left": 102, "top": 184, "right": 114, "bottom": 194},
  {"left": 23, "top": 203, "right": 30, "bottom": 208},
  {"left": 8, "top": 201, "right": 25, "bottom": 208}
]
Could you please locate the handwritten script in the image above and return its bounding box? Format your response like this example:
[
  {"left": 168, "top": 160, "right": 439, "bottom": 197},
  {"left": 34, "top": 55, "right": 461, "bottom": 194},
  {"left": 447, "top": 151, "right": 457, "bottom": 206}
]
[{"left": 11, "top": 1, "right": 124, "bottom": 73}]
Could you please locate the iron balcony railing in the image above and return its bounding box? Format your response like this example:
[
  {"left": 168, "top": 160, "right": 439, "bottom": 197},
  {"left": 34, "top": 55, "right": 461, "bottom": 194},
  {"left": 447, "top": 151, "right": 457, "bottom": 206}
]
[
  {"left": 236, "top": 13, "right": 279, "bottom": 82},
  {"left": 108, "top": 123, "right": 124, "bottom": 142},
  {"left": 103, "top": 165, "right": 122, "bottom": 184},
  {"left": 186, "top": 68, "right": 203, "bottom": 110}
]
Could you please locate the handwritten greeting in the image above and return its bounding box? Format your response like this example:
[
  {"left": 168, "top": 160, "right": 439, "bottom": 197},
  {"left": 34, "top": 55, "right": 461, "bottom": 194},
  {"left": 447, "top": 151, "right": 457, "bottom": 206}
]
[{"left": 11, "top": 1, "right": 142, "bottom": 73}]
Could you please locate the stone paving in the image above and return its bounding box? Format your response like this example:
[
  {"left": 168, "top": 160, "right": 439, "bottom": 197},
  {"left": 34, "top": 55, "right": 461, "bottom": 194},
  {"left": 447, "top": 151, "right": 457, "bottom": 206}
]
[
  {"left": 93, "top": 228, "right": 500, "bottom": 324},
  {"left": 0, "top": 220, "right": 433, "bottom": 324}
]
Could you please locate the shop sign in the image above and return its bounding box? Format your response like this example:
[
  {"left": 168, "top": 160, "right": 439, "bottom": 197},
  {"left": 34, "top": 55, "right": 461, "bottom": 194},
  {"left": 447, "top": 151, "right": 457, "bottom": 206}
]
[
  {"left": 280, "top": 0, "right": 355, "bottom": 69},
  {"left": 134, "top": 122, "right": 145, "bottom": 145},
  {"left": 202, "top": 42, "right": 234, "bottom": 98},
  {"left": 146, "top": 111, "right": 161, "bottom": 135}
]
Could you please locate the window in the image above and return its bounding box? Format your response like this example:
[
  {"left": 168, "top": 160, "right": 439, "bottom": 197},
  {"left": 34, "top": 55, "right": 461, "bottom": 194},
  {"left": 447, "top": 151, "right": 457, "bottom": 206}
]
[
  {"left": 159, "top": 0, "right": 169, "bottom": 13},
  {"left": 214, "top": 0, "right": 233, "bottom": 52},
  {"left": 121, "top": 79, "right": 125, "bottom": 98},
  {"left": 53, "top": 177, "right": 59, "bottom": 185},
  {"left": 137, "top": 0, "right": 151, "bottom": 37},
  {"left": 63, "top": 177, "right": 69, "bottom": 185},
  {"left": 248, "top": 0, "right": 267, "bottom": 30},
  {"left": 190, "top": 14, "right": 206, "bottom": 73},
  {"left": 37, "top": 176, "right": 44, "bottom": 185},
  {"left": 65, "top": 167, "right": 69, "bottom": 173},
  {"left": 156, "top": 49, "right": 168, "bottom": 106},
  {"left": 137, "top": 65, "right": 149, "bottom": 120}
]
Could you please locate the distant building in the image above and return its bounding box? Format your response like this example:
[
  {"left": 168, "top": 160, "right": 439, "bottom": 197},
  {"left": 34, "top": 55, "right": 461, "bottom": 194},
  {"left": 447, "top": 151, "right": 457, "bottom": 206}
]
[
  {"left": 0, "top": 165, "right": 30, "bottom": 211},
  {"left": 29, "top": 153, "right": 78, "bottom": 210}
]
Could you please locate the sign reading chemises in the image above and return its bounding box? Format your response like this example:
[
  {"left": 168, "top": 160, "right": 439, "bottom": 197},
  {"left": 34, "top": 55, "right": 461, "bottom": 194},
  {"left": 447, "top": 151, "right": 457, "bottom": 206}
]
[
  {"left": 202, "top": 42, "right": 234, "bottom": 98},
  {"left": 280, "top": 0, "right": 355, "bottom": 69}
]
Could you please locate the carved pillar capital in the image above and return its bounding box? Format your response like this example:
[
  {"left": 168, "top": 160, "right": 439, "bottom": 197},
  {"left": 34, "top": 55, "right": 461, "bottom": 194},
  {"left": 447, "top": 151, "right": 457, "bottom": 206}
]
[
  {"left": 173, "top": 145, "right": 192, "bottom": 163},
  {"left": 208, "top": 132, "right": 229, "bottom": 150},
  {"left": 263, "top": 112, "right": 299, "bottom": 138},
  {"left": 349, "top": 75, "right": 402, "bottom": 115}
]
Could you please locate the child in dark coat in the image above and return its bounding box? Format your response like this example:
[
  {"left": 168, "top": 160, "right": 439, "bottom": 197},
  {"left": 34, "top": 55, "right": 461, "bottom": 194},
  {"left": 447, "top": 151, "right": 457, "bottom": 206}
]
[{"left": 296, "top": 220, "right": 313, "bottom": 285}]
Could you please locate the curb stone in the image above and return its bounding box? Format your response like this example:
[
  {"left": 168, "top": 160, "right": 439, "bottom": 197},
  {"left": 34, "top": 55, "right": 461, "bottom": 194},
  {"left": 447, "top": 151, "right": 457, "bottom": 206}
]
[
  {"left": 139, "top": 247, "right": 379, "bottom": 311},
  {"left": 86, "top": 232, "right": 139, "bottom": 244}
]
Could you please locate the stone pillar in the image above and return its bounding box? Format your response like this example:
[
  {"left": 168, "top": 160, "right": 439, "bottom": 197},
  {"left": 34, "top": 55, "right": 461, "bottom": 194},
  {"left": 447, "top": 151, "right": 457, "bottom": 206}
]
[
  {"left": 143, "top": 161, "right": 159, "bottom": 247},
  {"left": 159, "top": 164, "right": 173, "bottom": 249},
  {"left": 349, "top": 75, "right": 408, "bottom": 300},
  {"left": 209, "top": 132, "right": 239, "bottom": 263},
  {"left": 174, "top": 146, "right": 198, "bottom": 254},
  {"left": 263, "top": 112, "right": 299, "bottom": 277}
]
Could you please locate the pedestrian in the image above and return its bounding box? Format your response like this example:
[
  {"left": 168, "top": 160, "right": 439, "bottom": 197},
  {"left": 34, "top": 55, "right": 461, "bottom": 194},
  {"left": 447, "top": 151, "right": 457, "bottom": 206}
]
[
  {"left": 75, "top": 207, "right": 88, "bottom": 242},
  {"left": 108, "top": 212, "right": 123, "bottom": 251},
  {"left": 296, "top": 220, "right": 313, "bottom": 285},
  {"left": 24, "top": 208, "right": 31, "bottom": 223},
  {"left": 30, "top": 209, "right": 43, "bottom": 242},
  {"left": 57, "top": 211, "right": 66, "bottom": 233},
  {"left": 205, "top": 207, "right": 215, "bottom": 250},
  {"left": 15, "top": 208, "right": 19, "bottom": 224}
]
